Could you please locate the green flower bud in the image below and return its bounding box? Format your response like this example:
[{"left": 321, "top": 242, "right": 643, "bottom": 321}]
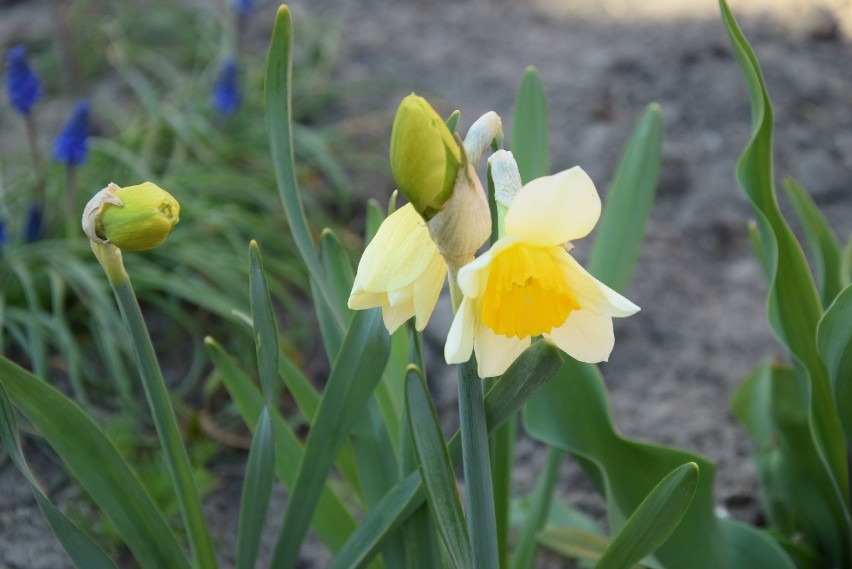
[
  {"left": 389, "top": 94, "right": 461, "bottom": 220},
  {"left": 83, "top": 182, "right": 180, "bottom": 251}
]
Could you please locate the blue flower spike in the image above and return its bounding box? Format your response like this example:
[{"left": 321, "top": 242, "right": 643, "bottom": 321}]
[
  {"left": 24, "top": 202, "right": 43, "bottom": 242},
  {"left": 212, "top": 59, "right": 240, "bottom": 116},
  {"left": 5, "top": 45, "right": 42, "bottom": 115},
  {"left": 53, "top": 101, "right": 90, "bottom": 166},
  {"left": 232, "top": 0, "right": 255, "bottom": 15}
]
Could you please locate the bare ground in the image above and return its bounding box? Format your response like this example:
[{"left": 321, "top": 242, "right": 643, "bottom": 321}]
[{"left": 2, "top": 0, "right": 852, "bottom": 566}]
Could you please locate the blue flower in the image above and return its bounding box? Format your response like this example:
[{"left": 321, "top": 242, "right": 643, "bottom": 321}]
[
  {"left": 0, "top": 219, "right": 7, "bottom": 247},
  {"left": 232, "top": 0, "right": 255, "bottom": 15},
  {"left": 53, "top": 101, "right": 90, "bottom": 166},
  {"left": 5, "top": 46, "right": 42, "bottom": 115},
  {"left": 212, "top": 60, "right": 240, "bottom": 116},
  {"left": 24, "top": 202, "right": 43, "bottom": 242}
]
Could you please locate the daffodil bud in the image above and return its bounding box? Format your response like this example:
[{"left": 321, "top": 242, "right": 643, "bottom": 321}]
[
  {"left": 83, "top": 182, "right": 180, "bottom": 251},
  {"left": 389, "top": 94, "right": 461, "bottom": 220}
]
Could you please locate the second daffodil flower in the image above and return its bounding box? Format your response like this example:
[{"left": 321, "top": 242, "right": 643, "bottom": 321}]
[
  {"left": 348, "top": 94, "right": 501, "bottom": 333},
  {"left": 445, "top": 150, "right": 639, "bottom": 378}
]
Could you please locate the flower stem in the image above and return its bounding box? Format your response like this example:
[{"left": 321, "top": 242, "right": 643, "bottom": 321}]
[
  {"left": 95, "top": 244, "right": 218, "bottom": 569},
  {"left": 458, "top": 358, "right": 500, "bottom": 568}
]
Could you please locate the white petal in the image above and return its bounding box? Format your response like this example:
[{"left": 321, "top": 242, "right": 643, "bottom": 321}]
[
  {"left": 463, "top": 111, "right": 503, "bottom": 166},
  {"left": 545, "top": 310, "right": 614, "bottom": 363},
  {"left": 357, "top": 203, "right": 435, "bottom": 292},
  {"left": 505, "top": 166, "right": 601, "bottom": 246},
  {"left": 474, "top": 324, "right": 530, "bottom": 378},
  {"left": 554, "top": 250, "right": 639, "bottom": 317},
  {"left": 412, "top": 253, "right": 447, "bottom": 331},
  {"left": 445, "top": 297, "right": 476, "bottom": 364}
]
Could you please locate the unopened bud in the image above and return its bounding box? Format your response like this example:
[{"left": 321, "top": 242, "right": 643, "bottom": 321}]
[
  {"left": 389, "top": 94, "right": 461, "bottom": 220},
  {"left": 83, "top": 182, "right": 180, "bottom": 251}
]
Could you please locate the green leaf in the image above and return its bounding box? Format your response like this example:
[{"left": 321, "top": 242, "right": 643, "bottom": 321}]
[
  {"left": 0, "top": 357, "right": 190, "bottom": 569},
  {"left": 205, "top": 338, "right": 358, "bottom": 551},
  {"left": 270, "top": 308, "right": 391, "bottom": 569},
  {"left": 596, "top": 463, "right": 699, "bottom": 569},
  {"left": 330, "top": 342, "right": 564, "bottom": 569},
  {"left": 511, "top": 66, "right": 549, "bottom": 183},
  {"left": 539, "top": 529, "right": 613, "bottom": 566},
  {"left": 445, "top": 109, "right": 461, "bottom": 134},
  {"left": 365, "top": 199, "right": 384, "bottom": 243},
  {"left": 782, "top": 178, "right": 843, "bottom": 308},
  {"left": 236, "top": 408, "right": 275, "bottom": 569},
  {"left": 265, "top": 5, "right": 343, "bottom": 327},
  {"left": 249, "top": 241, "right": 280, "bottom": 403},
  {"left": 818, "top": 284, "right": 852, "bottom": 445},
  {"left": 524, "top": 358, "right": 795, "bottom": 568},
  {"left": 731, "top": 361, "right": 850, "bottom": 565},
  {"left": 510, "top": 449, "right": 562, "bottom": 569},
  {"left": 0, "top": 386, "right": 119, "bottom": 569},
  {"left": 720, "top": 0, "right": 848, "bottom": 502},
  {"left": 588, "top": 104, "right": 663, "bottom": 292},
  {"left": 406, "top": 366, "right": 473, "bottom": 569}
]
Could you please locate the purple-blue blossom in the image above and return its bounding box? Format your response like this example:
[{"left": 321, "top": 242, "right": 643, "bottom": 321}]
[
  {"left": 5, "top": 46, "right": 42, "bottom": 115},
  {"left": 232, "top": 0, "right": 255, "bottom": 15},
  {"left": 24, "top": 202, "right": 43, "bottom": 242},
  {"left": 53, "top": 101, "right": 90, "bottom": 166},
  {"left": 212, "top": 60, "right": 240, "bottom": 116}
]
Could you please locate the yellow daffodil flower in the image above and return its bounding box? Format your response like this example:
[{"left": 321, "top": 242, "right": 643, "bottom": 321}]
[
  {"left": 348, "top": 203, "right": 447, "bottom": 332},
  {"left": 348, "top": 96, "right": 503, "bottom": 334},
  {"left": 445, "top": 157, "right": 639, "bottom": 378}
]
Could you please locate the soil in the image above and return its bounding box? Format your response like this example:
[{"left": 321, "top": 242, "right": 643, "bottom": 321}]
[{"left": 2, "top": 0, "right": 852, "bottom": 567}]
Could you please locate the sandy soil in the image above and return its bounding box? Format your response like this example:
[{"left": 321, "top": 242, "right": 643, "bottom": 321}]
[{"left": 2, "top": 0, "right": 851, "bottom": 567}]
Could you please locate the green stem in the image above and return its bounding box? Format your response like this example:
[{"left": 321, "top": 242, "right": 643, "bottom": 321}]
[
  {"left": 100, "top": 246, "right": 217, "bottom": 569},
  {"left": 490, "top": 412, "right": 516, "bottom": 569},
  {"left": 458, "top": 358, "right": 499, "bottom": 568},
  {"left": 511, "top": 448, "right": 562, "bottom": 569}
]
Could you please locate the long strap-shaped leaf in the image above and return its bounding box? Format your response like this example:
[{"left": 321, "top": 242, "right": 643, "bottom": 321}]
[
  {"left": 406, "top": 367, "right": 473, "bottom": 568},
  {"left": 595, "top": 463, "right": 699, "bottom": 569},
  {"left": 205, "top": 338, "right": 357, "bottom": 550},
  {"left": 818, "top": 285, "right": 852, "bottom": 452},
  {"left": 329, "top": 341, "right": 564, "bottom": 569},
  {"left": 0, "top": 386, "right": 119, "bottom": 569},
  {"left": 0, "top": 358, "right": 190, "bottom": 569},
  {"left": 265, "top": 4, "right": 343, "bottom": 329},
  {"left": 269, "top": 308, "right": 391, "bottom": 569},
  {"left": 524, "top": 357, "right": 794, "bottom": 569},
  {"left": 720, "top": 0, "right": 848, "bottom": 507}
]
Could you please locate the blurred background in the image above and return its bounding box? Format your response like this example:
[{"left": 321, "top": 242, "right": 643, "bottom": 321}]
[{"left": 1, "top": 0, "right": 850, "bottom": 566}]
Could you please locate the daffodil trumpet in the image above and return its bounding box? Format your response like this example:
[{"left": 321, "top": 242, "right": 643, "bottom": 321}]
[{"left": 445, "top": 150, "right": 640, "bottom": 378}]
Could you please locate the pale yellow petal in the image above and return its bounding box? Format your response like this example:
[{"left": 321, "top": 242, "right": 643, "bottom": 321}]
[
  {"left": 348, "top": 288, "right": 385, "bottom": 311},
  {"left": 387, "top": 284, "right": 414, "bottom": 308},
  {"left": 381, "top": 295, "right": 415, "bottom": 333},
  {"left": 505, "top": 166, "right": 601, "bottom": 246},
  {"left": 356, "top": 203, "right": 436, "bottom": 292},
  {"left": 474, "top": 324, "right": 530, "bottom": 378},
  {"left": 544, "top": 310, "right": 614, "bottom": 363},
  {"left": 553, "top": 249, "right": 640, "bottom": 317},
  {"left": 412, "top": 253, "right": 447, "bottom": 331},
  {"left": 445, "top": 297, "right": 477, "bottom": 364}
]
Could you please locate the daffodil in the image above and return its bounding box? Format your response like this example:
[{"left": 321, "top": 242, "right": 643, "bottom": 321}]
[
  {"left": 348, "top": 203, "right": 447, "bottom": 332},
  {"left": 445, "top": 151, "right": 639, "bottom": 378},
  {"left": 348, "top": 95, "right": 503, "bottom": 334}
]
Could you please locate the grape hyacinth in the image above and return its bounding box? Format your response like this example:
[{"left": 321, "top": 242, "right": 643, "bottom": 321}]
[
  {"left": 212, "top": 59, "right": 240, "bottom": 116},
  {"left": 5, "top": 46, "right": 42, "bottom": 115},
  {"left": 53, "top": 101, "right": 90, "bottom": 166},
  {"left": 24, "top": 203, "right": 43, "bottom": 242},
  {"left": 232, "top": 0, "right": 255, "bottom": 15}
]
